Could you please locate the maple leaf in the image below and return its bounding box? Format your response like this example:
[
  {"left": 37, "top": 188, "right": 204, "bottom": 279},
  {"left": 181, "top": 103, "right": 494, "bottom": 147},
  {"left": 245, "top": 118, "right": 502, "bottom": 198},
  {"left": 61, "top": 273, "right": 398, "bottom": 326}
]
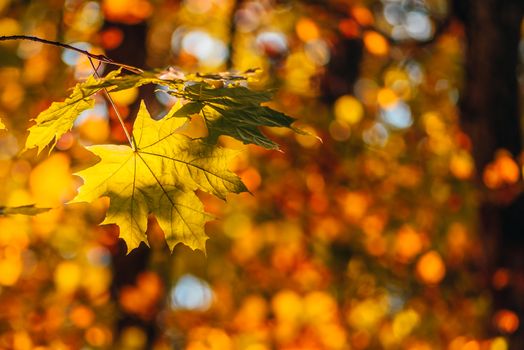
[
  {"left": 23, "top": 70, "right": 120, "bottom": 154},
  {"left": 0, "top": 117, "right": 6, "bottom": 130},
  {"left": 71, "top": 101, "right": 247, "bottom": 252},
  {"left": 175, "top": 82, "right": 298, "bottom": 149},
  {"left": 22, "top": 69, "right": 180, "bottom": 154},
  {"left": 23, "top": 68, "right": 300, "bottom": 153}
]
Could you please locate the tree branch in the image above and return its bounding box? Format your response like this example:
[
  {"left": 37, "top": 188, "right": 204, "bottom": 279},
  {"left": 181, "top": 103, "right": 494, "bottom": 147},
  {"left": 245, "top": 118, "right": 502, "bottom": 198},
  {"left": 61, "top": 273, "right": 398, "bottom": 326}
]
[{"left": 0, "top": 35, "right": 143, "bottom": 74}]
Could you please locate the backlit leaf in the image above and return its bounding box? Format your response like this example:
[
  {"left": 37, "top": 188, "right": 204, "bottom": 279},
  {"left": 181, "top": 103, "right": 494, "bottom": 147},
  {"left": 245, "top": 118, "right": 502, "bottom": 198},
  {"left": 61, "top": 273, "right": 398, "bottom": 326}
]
[
  {"left": 23, "top": 69, "right": 163, "bottom": 154},
  {"left": 23, "top": 69, "right": 120, "bottom": 154},
  {"left": 24, "top": 81, "right": 95, "bottom": 154},
  {"left": 23, "top": 68, "right": 296, "bottom": 153},
  {"left": 71, "top": 101, "right": 247, "bottom": 252}
]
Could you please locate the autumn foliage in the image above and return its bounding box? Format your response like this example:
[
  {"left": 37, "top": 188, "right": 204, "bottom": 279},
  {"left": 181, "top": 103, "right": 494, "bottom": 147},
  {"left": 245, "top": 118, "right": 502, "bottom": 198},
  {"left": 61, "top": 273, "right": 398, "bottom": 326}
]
[{"left": 0, "top": 0, "right": 522, "bottom": 350}]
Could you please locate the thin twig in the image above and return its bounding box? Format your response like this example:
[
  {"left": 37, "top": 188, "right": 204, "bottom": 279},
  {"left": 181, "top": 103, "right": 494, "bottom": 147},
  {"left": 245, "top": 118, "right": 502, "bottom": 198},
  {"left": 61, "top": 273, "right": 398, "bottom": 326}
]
[
  {"left": 88, "top": 57, "right": 135, "bottom": 149},
  {"left": 0, "top": 35, "right": 143, "bottom": 74}
]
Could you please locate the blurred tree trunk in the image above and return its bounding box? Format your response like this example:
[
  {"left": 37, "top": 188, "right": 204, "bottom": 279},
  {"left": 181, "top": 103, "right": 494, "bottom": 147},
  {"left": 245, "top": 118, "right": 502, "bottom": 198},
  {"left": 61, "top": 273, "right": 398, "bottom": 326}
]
[
  {"left": 321, "top": 37, "right": 363, "bottom": 103},
  {"left": 102, "top": 21, "right": 159, "bottom": 347},
  {"left": 455, "top": 0, "right": 524, "bottom": 348}
]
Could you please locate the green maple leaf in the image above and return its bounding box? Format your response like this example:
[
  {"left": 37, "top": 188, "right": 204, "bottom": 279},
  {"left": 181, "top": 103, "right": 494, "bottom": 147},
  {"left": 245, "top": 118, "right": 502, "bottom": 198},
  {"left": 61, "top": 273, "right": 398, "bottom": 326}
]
[
  {"left": 177, "top": 83, "right": 298, "bottom": 149},
  {"left": 70, "top": 101, "right": 247, "bottom": 252}
]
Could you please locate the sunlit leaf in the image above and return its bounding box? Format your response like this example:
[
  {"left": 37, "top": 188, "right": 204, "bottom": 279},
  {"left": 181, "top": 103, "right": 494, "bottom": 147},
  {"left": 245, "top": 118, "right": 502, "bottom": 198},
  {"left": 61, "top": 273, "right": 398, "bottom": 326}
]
[
  {"left": 22, "top": 69, "right": 275, "bottom": 153},
  {"left": 71, "top": 101, "right": 247, "bottom": 252},
  {"left": 23, "top": 69, "right": 120, "bottom": 154}
]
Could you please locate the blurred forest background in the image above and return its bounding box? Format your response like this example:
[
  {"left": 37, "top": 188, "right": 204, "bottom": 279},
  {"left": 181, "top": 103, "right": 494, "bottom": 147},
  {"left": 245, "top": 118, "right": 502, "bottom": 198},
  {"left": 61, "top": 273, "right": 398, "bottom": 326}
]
[{"left": 0, "top": 0, "right": 523, "bottom": 349}]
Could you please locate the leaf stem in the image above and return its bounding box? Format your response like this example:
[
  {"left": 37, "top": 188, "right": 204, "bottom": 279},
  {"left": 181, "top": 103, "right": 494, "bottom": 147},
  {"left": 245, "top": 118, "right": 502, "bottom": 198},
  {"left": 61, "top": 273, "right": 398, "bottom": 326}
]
[
  {"left": 0, "top": 35, "right": 143, "bottom": 74},
  {"left": 88, "top": 58, "right": 136, "bottom": 149}
]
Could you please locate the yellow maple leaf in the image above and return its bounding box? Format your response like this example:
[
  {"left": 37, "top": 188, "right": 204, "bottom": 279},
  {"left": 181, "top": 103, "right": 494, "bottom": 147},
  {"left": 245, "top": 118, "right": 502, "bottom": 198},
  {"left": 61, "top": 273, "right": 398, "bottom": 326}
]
[
  {"left": 24, "top": 70, "right": 122, "bottom": 154},
  {"left": 71, "top": 101, "right": 247, "bottom": 252}
]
